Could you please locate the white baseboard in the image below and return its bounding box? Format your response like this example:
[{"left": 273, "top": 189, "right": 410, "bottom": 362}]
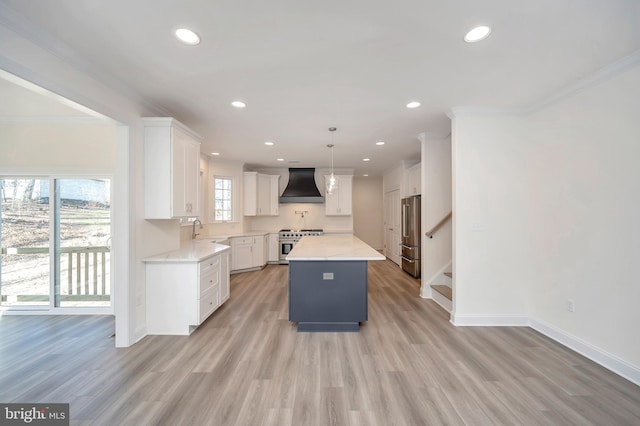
[
  {"left": 448, "top": 313, "right": 640, "bottom": 386},
  {"left": 530, "top": 318, "right": 640, "bottom": 387},
  {"left": 450, "top": 313, "right": 529, "bottom": 326}
]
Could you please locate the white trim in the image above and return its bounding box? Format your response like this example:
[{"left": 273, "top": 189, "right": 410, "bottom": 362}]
[
  {"left": 450, "top": 313, "right": 529, "bottom": 326},
  {"left": 530, "top": 318, "right": 640, "bottom": 387},
  {"left": 448, "top": 49, "right": 640, "bottom": 120},
  {"left": 448, "top": 313, "right": 640, "bottom": 386},
  {"left": 527, "top": 49, "right": 640, "bottom": 113}
]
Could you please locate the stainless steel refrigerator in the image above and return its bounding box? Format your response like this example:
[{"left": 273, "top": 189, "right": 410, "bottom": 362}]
[{"left": 401, "top": 195, "right": 421, "bottom": 278}]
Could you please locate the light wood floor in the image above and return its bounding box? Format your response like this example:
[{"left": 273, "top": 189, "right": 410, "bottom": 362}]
[{"left": 1, "top": 260, "right": 639, "bottom": 425}]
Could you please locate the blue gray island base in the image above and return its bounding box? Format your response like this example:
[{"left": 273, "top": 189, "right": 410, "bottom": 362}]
[{"left": 288, "top": 260, "right": 368, "bottom": 331}]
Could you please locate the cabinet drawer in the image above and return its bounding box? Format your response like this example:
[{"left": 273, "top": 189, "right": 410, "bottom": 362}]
[
  {"left": 199, "top": 255, "right": 220, "bottom": 276},
  {"left": 199, "top": 284, "right": 220, "bottom": 323},
  {"left": 231, "top": 237, "right": 252, "bottom": 246},
  {"left": 200, "top": 270, "right": 219, "bottom": 295}
]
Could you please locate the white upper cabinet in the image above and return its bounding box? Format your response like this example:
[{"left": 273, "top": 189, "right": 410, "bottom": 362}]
[
  {"left": 143, "top": 118, "right": 201, "bottom": 219},
  {"left": 324, "top": 175, "right": 353, "bottom": 216},
  {"left": 244, "top": 172, "right": 280, "bottom": 216},
  {"left": 403, "top": 162, "right": 421, "bottom": 197}
]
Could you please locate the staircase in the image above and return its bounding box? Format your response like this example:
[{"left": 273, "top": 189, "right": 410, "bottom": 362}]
[{"left": 431, "top": 271, "right": 452, "bottom": 312}]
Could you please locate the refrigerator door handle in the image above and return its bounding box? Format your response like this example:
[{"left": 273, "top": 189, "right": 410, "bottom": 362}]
[{"left": 402, "top": 203, "right": 409, "bottom": 239}]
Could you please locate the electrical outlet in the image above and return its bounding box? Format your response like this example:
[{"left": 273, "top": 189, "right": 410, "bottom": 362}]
[{"left": 567, "top": 299, "right": 575, "bottom": 313}]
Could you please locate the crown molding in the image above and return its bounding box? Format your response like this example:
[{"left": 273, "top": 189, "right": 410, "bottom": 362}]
[
  {"left": 526, "top": 49, "right": 640, "bottom": 113},
  {"left": 448, "top": 49, "right": 640, "bottom": 119}
]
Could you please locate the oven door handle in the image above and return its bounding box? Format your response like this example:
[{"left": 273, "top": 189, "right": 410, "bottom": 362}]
[{"left": 401, "top": 256, "right": 415, "bottom": 263}]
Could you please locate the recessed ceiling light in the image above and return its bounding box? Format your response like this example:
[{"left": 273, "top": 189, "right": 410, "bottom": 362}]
[
  {"left": 211, "top": 152, "right": 220, "bottom": 156},
  {"left": 363, "top": 174, "right": 369, "bottom": 177},
  {"left": 362, "top": 158, "right": 371, "bottom": 162},
  {"left": 175, "top": 28, "right": 201, "bottom": 45},
  {"left": 277, "top": 158, "right": 285, "bottom": 162},
  {"left": 265, "top": 141, "right": 274, "bottom": 146},
  {"left": 376, "top": 141, "right": 385, "bottom": 146},
  {"left": 231, "top": 101, "right": 246, "bottom": 108},
  {"left": 464, "top": 25, "right": 491, "bottom": 43},
  {"left": 406, "top": 101, "right": 421, "bottom": 109}
]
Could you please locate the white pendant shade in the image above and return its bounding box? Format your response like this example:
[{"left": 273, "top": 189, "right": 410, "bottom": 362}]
[{"left": 326, "top": 127, "right": 338, "bottom": 195}]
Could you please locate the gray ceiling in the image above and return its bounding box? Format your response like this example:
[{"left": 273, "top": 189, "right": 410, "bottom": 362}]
[{"left": 1, "top": 0, "right": 639, "bottom": 175}]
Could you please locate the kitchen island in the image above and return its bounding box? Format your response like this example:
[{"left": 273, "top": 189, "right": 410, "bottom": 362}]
[{"left": 286, "top": 234, "right": 385, "bottom": 331}]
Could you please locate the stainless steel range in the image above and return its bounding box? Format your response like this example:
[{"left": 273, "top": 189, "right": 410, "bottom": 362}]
[{"left": 279, "top": 229, "right": 323, "bottom": 264}]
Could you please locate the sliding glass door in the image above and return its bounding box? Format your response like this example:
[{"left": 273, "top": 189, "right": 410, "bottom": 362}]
[
  {"left": 0, "top": 177, "right": 111, "bottom": 310},
  {"left": 0, "top": 178, "right": 50, "bottom": 307}
]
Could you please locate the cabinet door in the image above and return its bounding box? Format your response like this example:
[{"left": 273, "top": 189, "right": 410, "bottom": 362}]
[
  {"left": 171, "top": 127, "right": 188, "bottom": 217},
  {"left": 269, "top": 175, "right": 280, "bottom": 215},
  {"left": 257, "top": 174, "right": 270, "bottom": 215},
  {"left": 184, "top": 137, "right": 200, "bottom": 215},
  {"left": 337, "top": 175, "right": 353, "bottom": 215},
  {"left": 220, "top": 251, "right": 230, "bottom": 303},
  {"left": 252, "top": 236, "right": 265, "bottom": 267},
  {"left": 267, "top": 233, "right": 279, "bottom": 262},
  {"left": 243, "top": 172, "right": 258, "bottom": 216},
  {"left": 231, "top": 240, "right": 253, "bottom": 270}
]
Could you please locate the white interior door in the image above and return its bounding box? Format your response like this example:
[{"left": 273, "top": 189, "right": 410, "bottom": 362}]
[{"left": 384, "top": 189, "right": 401, "bottom": 265}]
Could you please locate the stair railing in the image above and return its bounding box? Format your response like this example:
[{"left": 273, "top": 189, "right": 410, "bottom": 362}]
[{"left": 425, "top": 211, "right": 452, "bottom": 239}]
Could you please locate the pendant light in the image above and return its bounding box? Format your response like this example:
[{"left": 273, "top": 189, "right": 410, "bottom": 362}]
[{"left": 326, "top": 127, "right": 338, "bottom": 195}]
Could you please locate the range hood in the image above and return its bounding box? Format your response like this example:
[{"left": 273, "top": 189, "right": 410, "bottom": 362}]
[{"left": 279, "top": 168, "right": 324, "bottom": 203}]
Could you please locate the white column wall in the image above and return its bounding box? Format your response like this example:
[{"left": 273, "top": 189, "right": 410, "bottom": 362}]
[
  {"left": 526, "top": 64, "right": 640, "bottom": 366},
  {"left": 450, "top": 113, "right": 535, "bottom": 320}
]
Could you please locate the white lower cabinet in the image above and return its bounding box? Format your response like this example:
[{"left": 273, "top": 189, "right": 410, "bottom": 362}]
[
  {"left": 231, "top": 236, "right": 253, "bottom": 271},
  {"left": 145, "top": 249, "right": 230, "bottom": 335},
  {"left": 230, "top": 235, "right": 267, "bottom": 272},
  {"left": 267, "top": 233, "right": 279, "bottom": 263}
]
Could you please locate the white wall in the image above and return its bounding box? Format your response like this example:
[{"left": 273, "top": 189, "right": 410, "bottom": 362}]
[
  {"left": 451, "top": 113, "right": 534, "bottom": 318},
  {"left": 0, "top": 123, "right": 116, "bottom": 171},
  {"left": 353, "top": 176, "right": 384, "bottom": 250},
  {"left": 526, "top": 63, "right": 640, "bottom": 368},
  {"left": 450, "top": 59, "right": 640, "bottom": 374},
  {"left": 420, "top": 135, "right": 452, "bottom": 294},
  {"left": 0, "top": 18, "right": 172, "bottom": 346}
]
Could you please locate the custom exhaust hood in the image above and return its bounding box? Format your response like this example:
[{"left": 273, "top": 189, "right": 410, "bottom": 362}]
[{"left": 279, "top": 168, "right": 324, "bottom": 204}]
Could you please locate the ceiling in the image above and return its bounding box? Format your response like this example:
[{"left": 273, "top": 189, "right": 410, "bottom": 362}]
[{"left": 1, "top": 0, "right": 639, "bottom": 175}]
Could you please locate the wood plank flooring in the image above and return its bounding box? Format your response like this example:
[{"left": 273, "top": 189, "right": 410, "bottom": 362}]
[{"left": 1, "top": 259, "right": 639, "bottom": 425}]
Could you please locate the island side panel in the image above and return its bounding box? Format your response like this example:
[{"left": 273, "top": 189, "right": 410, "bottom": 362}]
[{"left": 289, "top": 260, "right": 368, "bottom": 331}]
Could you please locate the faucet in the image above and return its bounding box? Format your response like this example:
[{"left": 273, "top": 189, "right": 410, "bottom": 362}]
[{"left": 192, "top": 219, "right": 203, "bottom": 239}]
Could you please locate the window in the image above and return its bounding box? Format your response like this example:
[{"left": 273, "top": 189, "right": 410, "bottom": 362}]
[
  {"left": 0, "top": 177, "right": 111, "bottom": 310},
  {"left": 213, "top": 176, "right": 233, "bottom": 222}
]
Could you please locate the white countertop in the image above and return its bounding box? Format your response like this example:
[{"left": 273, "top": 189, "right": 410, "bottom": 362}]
[
  {"left": 142, "top": 241, "right": 230, "bottom": 263},
  {"left": 286, "top": 235, "right": 385, "bottom": 261}
]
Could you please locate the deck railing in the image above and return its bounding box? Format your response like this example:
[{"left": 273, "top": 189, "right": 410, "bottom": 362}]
[{"left": 1, "top": 245, "right": 110, "bottom": 303}]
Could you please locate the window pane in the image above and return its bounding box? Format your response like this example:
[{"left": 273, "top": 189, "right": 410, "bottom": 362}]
[
  {"left": 57, "top": 179, "right": 111, "bottom": 307},
  {"left": 0, "top": 178, "right": 50, "bottom": 306},
  {"left": 213, "top": 177, "right": 233, "bottom": 222}
]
